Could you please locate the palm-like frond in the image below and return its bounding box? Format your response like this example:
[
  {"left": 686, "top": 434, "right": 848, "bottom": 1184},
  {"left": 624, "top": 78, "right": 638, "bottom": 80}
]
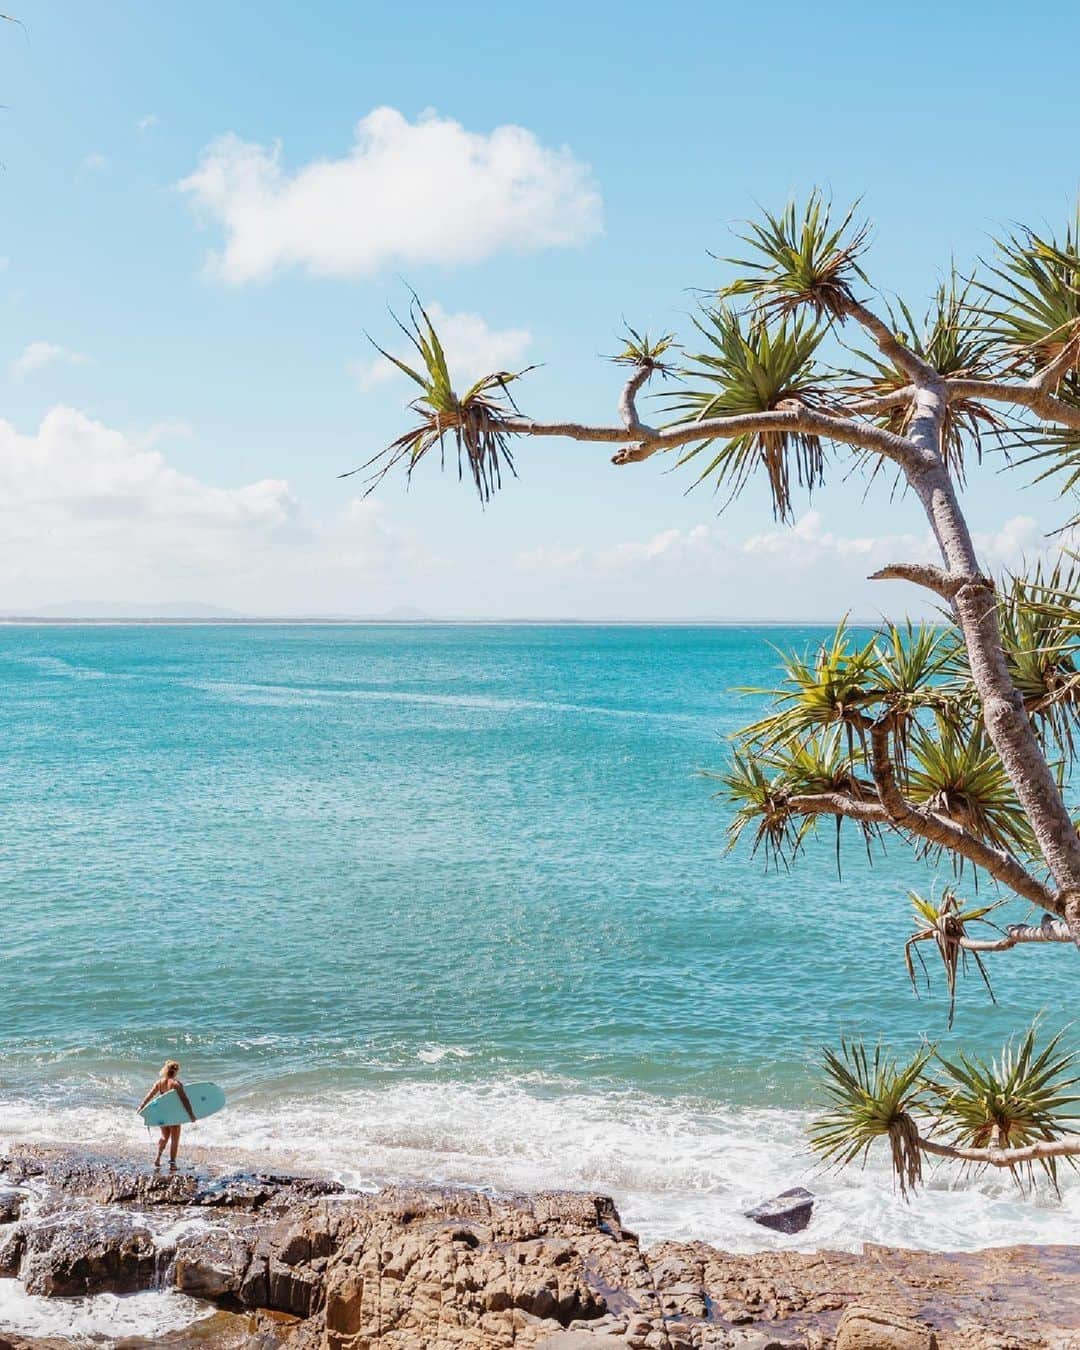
[
  {"left": 905, "top": 722, "right": 1033, "bottom": 860},
  {"left": 872, "top": 622, "right": 964, "bottom": 761},
  {"left": 720, "top": 191, "right": 870, "bottom": 321},
  {"left": 979, "top": 212, "right": 1080, "bottom": 507},
  {"left": 714, "top": 729, "right": 877, "bottom": 870},
  {"left": 737, "top": 623, "right": 883, "bottom": 751},
  {"left": 904, "top": 887, "right": 1002, "bottom": 1027},
  {"left": 1012, "top": 402, "right": 1080, "bottom": 523},
  {"left": 846, "top": 277, "right": 1007, "bottom": 483},
  {"left": 980, "top": 210, "right": 1080, "bottom": 373},
  {"left": 716, "top": 748, "right": 812, "bottom": 868},
  {"left": 809, "top": 1039, "right": 934, "bottom": 1197},
  {"left": 931, "top": 1026, "right": 1080, "bottom": 1188},
  {"left": 342, "top": 298, "right": 534, "bottom": 502},
  {"left": 665, "top": 307, "right": 833, "bottom": 519},
  {"left": 609, "top": 324, "right": 679, "bottom": 376},
  {"left": 998, "top": 560, "right": 1080, "bottom": 761}
]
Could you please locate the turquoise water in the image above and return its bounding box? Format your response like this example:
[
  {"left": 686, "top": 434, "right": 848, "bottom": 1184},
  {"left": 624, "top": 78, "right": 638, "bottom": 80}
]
[{"left": 1, "top": 624, "right": 1076, "bottom": 1250}]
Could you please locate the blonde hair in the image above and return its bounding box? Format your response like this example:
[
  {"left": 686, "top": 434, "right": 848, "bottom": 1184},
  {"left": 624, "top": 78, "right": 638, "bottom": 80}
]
[{"left": 160, "top": 1060, "right": 180, "bottom": 1079}]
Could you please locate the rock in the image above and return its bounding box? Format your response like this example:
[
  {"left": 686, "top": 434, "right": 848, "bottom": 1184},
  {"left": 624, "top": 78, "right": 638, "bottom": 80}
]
[
  {"left": 0, "top": 1145, "right": 344, "bottom": 1214},
  {"left": 0, "top": 1338, "right": 75, "bottom": 1349},
  {"left": 174, "top": 1227, "right": 252, "bottom": 1299},
  {"left": 729, "top": 1333, "right": 808, "bottom": 1349},
  {"left": 2, "top": 1146, "right": 1078, "bottom": 1349},
  {"left": 536, "top": 1335, "right": 627, "bottom": 1348},
  {"left": 744, "top": 1187, "right": 815, "bottom": 1234},
  {"left": 835, "top": 1303, "right": 937, "bottom": 1350},
  {"left": 245, "top": 1309, "right": 306, "bottom": 1349},
  {"left": 19, "top": 1208, "right": 157, "bottom": 1296},
  {"left": 0, "top": 1221, "right": 24, "bottom": 1276},
  {"left": 0, "top": 1188, "right": 23, "bottom": 1224}
]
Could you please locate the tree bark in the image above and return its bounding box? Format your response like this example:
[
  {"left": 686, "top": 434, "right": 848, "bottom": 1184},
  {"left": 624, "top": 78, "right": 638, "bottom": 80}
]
[{"left": 888, "top": 380, "right": 1080, "bottom": 939}]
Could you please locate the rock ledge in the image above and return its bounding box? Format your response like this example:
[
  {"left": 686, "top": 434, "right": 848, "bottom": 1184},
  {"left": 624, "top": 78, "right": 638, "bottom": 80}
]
[{"left": 1, "top": 1146, "right": 1078, "bottom": 1348}]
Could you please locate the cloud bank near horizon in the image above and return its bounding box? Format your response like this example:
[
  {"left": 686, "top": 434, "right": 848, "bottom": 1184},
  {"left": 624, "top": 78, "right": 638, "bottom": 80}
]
[{"left": 0, "top": 405, "right": 1060, "bottom": 619}]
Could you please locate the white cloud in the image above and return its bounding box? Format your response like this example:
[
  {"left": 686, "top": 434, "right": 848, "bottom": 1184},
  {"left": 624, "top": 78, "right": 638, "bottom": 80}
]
[
  {"left": 137, "top": 114, "right": 159, "bottom": 134},
  {"left": 514, "top": 511, "right": 1064, "bottom": 615},
  {"left": 973, "top": 514, "right": 1042, "bottom": 571},
  {"left": 515, "top": 543, "right": 585, "bottom": 571},
  {"left": 179, "top": 106, "right": 602, "bottom": 283},
  {"left": 79, "top": 152, "right": 109, "bottom": 174},
  {"left": 350, "top": 303, "right": 532, "bottom": 390},
  {"left": 10, "top": 341, "right": 92, "bottom": 382},
  {"left": 0, "top": 407, "right": 425, "bottom": 612}
]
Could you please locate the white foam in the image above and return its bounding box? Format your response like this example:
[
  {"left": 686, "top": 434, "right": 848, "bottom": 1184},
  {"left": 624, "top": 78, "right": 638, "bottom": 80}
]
[
  {"left": 416, "top": 1044, "right": 472, "bottom": 1064},
  {"left": 0, "top": 1278, "right": 214, "bottom": 1344},
  {"left": 3, "top": 1081, "right": 1078, "bottom": 1253},
  {"left": 192, "top": 678, "right": 696, "bottom": 724}
]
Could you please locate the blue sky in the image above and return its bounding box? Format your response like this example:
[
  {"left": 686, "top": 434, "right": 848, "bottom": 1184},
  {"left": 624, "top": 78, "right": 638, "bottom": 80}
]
[{"left": 1, "top": 0, "right": 1077, "bottom": 617}]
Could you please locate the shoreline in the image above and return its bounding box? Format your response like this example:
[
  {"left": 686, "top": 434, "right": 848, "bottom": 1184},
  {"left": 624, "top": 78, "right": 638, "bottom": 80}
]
[
  {"left": 2, "top": 1144, "right": 1079, "bottom": 1348},
  {"left": 5, "top": 1082, "right": 1079, "bottom": 1259}
]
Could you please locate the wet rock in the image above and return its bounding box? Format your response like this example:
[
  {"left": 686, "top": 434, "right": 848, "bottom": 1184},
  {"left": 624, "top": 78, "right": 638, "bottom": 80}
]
[
  {"left": 0, "top": 1189, "right": 24, "bottom": 1225},
  {"left": 174, "top": 1227, "right": 252, "bottom": 1300},
  {"left": 19, "top": 1208, "right": 157, "bottom": 1296},
  {"left": 0, "top": 1337, "right": 75, "bottom": 1349},
  {"left": 836, "top": 1304, "right": 938, "bottom": 1350},
  {"left": 3, "top": 1146, "right": 1080, "bottom": 1348},
  {"left": 743, "top": 1188, "right": 815, "bottom": 1235},
  {"left": 0, "top": 1146, "right": 344, "bottom": 1215},
  {"left": 0, "top": 1220, "right": 24, "bottom": 1276}
]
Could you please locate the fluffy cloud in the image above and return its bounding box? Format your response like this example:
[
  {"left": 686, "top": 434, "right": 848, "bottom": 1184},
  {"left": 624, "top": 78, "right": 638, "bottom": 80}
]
[
  {"left": 0, "top": 407, "right": 436, "bottom": 614},
  {"left": 350, "top": 304, "right": 532, "bottom": 390},
  {"left": 180, "top": 107, "right": 602, "bottom": 283},
  {"left": 10, "top": 342, "right": 92, "bottom": 382}
]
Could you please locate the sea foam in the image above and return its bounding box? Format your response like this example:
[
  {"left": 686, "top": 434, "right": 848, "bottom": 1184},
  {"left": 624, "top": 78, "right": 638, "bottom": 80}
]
[{"left": 3, "top": 1078, "right": 1077, "bottom": 1254}]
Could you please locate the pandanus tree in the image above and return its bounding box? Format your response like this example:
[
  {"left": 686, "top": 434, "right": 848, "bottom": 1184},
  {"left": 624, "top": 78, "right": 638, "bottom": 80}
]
[{"left": 351, "top": 194, "right": 1080, "bottom": 1189}]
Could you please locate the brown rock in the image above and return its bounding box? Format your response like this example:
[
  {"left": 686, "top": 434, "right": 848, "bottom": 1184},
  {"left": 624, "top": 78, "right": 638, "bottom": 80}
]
[
  {"left": 19, "top": 1208, "right": 157, "bottom": 1296},
  {"left": 0, "top": 1189, "right": 23, "bottom": 1225},
  {"left": 4, "top": 1147, "right": 1080, "bottom": 1349},
  {"left": 0, "top": 1221, "right": 24, "bottom": 1277},
  {"left": 835, "top": 1303, "right": 938, "bottom": 1350},
  {"left": 174, "top": 1227, "right": 252, "bottom": 1299}
]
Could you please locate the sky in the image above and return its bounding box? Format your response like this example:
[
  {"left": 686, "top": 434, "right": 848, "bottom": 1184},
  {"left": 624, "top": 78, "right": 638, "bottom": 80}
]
[{"left": 1, "top": 0, "right": 1078, "bottom": 618}]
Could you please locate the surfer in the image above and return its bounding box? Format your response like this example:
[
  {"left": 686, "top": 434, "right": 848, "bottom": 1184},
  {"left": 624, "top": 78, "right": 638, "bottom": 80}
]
[{"left": 137, "top": 1059, "right": 197, "bottom": 1169}]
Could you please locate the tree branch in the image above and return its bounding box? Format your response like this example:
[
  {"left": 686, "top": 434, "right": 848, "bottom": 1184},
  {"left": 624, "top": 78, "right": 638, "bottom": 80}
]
[
  {"left": 618, "top": 365, "right": 653, "bottom": 435},
  {"left": 840, "top": 297, "right": 940, "bottom": 386},
  {"left": 503, "top": 406, "right": 919, "bottom": 468},
  {"left": 785, "top": 779, "right": 1060, "bottom": 915},
  {"left": 868, "top": 562, "right": 963, "bottom": 601},
  {"left": 786, "top": 793, "right": 887, "bottom": 823},
  {"left": 958, "top": 915, "right": 1073, "bottom": 952},
  {"left": 1029, "top": 334, "right": 1080, "bottom": 394},
  {"left": 848, "top": 387, "right": 917, "bottom": 415},
  {"left": 945, "top": 377, "right": 1080, "bottom": 432},
  {"left": 918, "top": 1133, "right": 1080, "bottom": 1166}
]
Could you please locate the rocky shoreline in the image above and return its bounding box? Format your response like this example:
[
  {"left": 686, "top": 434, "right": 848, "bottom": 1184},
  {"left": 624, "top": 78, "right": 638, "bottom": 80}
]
[{"left": 0, "top": 1146, "right": 1078, "bottom": 1349}]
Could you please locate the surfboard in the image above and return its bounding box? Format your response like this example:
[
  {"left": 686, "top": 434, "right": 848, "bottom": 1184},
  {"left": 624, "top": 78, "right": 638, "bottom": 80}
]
[{"left": 140, "top": 1081, "right": 226, "bottom": 1128}]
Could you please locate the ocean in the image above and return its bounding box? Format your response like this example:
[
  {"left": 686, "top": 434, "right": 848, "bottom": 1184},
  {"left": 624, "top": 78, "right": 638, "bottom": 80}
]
[{"left": 2, "top": 622, "right": 1078, "bottom": 1257}]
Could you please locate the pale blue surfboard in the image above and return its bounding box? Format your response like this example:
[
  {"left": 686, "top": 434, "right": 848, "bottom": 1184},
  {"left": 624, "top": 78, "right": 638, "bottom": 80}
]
[{"left": 141, "top": 1081, "right": 226, "bottom": 1128}]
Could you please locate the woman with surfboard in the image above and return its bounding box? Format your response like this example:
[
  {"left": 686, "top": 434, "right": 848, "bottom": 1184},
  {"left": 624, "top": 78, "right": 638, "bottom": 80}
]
[
  {"left": 136, "top": 1060, "right": 197, "bottom": 1168},
  {"left": 136, "top": 1062, "right": 227, "bottom": 1168}
]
